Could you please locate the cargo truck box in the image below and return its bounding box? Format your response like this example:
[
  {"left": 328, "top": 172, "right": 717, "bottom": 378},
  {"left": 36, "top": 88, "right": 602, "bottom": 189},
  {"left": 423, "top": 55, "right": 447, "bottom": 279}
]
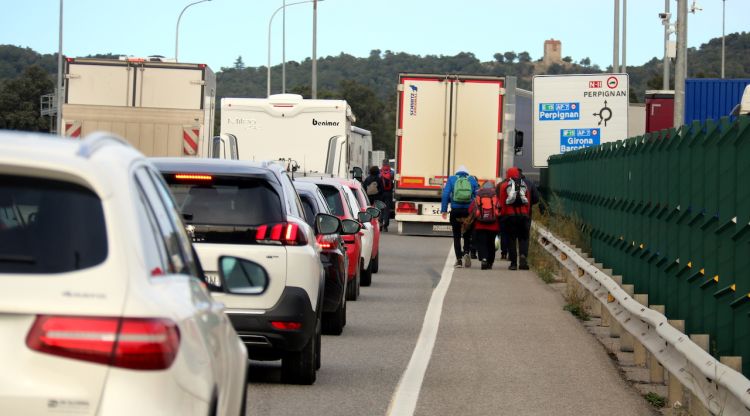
[
  {"left": 394, "top": 74, "right": 522, "bottom": 236},
  {"left": 62, "top": 57, "right": 216, "bottom": 157}
]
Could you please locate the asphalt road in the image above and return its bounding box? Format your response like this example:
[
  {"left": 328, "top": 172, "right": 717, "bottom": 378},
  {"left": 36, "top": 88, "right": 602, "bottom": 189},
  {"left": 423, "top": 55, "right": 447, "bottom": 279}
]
[{"left": 244, "top": 230, "right": 656, "bottom": 416}]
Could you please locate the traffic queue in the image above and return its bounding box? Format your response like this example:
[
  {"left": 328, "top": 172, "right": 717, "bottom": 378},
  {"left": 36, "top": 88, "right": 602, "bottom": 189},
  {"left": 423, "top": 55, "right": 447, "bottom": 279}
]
[{"left": 0, "top": 131, "right": 387, "bottom": 416}]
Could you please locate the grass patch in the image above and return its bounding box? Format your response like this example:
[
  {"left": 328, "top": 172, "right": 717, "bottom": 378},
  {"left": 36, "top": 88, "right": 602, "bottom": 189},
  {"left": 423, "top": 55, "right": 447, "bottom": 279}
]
[
  {"left": 562, "top": 273, "right": 590, "bottom": 321},
  {"left": 563, "top": 303, "right": 590, "bottom": 321},
  {"left": 528, "top": 227, "right": 561, "bottom": 284},
  {"left": 534, "top": 195, "right": 592, "bottom": 255},
  {"left": 644, "top": 392, "right": 666, "bottom": 408}
]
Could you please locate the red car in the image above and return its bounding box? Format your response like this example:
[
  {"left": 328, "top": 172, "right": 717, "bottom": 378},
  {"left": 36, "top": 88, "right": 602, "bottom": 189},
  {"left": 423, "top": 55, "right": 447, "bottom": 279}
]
[
  {"left": 335, "top": 178, "right": 383, "bottom": 277},
  {"left": 297, "top": 177, "right": 365, "bottom": 301}
]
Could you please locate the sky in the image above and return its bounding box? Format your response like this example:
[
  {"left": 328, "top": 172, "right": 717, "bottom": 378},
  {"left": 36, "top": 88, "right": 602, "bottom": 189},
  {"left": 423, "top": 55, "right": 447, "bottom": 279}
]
[{"left": 0, "top": 0, "right": 748, "bottom": 72}]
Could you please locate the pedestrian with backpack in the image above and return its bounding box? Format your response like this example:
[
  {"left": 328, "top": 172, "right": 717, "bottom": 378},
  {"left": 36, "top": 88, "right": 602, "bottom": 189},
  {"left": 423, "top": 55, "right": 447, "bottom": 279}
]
[
  {"left": 499, "top": 167, "right": 531, "bottom": 270},
  {"left": 441, "top": 165, "right": 479, "bottom": 268},
  {"left": 466, "top": 181, "right": 500, "bottom": 270},
  {"left": 379, "top": 160, "right": 395, "bottom": 232},
  {"left": 363, "top": 166, "right": 383, "bottom": 205}
]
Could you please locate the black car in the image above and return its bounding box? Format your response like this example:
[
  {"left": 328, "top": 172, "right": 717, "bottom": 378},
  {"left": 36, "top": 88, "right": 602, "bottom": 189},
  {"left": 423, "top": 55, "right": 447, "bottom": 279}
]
[{"left": 294, "top": 181, "right": 351, "bottom": 335}]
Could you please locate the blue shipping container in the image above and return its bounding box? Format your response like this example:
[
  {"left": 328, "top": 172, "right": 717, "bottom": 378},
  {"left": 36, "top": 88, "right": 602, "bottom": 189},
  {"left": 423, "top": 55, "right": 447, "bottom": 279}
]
[{"left": 684, "top": 78, "right": 750, "bottom": 124}]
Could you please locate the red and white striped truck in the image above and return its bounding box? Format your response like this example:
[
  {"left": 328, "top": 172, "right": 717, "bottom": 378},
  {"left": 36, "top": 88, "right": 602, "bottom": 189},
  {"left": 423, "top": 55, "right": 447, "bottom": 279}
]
[{"left": 61, "top": 57, "right": 216, "bottom": 157}]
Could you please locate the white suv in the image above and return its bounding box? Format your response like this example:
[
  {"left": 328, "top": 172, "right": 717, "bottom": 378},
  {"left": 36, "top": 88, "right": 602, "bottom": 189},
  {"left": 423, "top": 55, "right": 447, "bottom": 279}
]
[
  {"left": 0, "top": 132, "right": 248, "bottom": 416},
  {"left": 152, "top": 158, "right": 335, "bottom": 385}
]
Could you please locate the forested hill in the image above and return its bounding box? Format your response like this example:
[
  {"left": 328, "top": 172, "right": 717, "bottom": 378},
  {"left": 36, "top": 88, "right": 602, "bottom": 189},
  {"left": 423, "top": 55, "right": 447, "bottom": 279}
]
[{"left": 1, "top": 31, "right": 748, "bottom": 154}]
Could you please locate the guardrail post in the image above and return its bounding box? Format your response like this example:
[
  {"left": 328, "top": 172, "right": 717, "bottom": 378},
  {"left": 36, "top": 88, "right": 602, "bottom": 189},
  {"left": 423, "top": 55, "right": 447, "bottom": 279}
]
[
  {"left": 649, "top": 305, "right": 666, "bottom": 384},
  {"left": 620, "top": 284, "right": 636, "bottom": 352},
  {"left": 688, "top": 334, "right": 711, "bottom": 416},
  {"left": 633, "top": 294, "right": 649, "bottom": 364},
  {"left": 609, "top": 276, "right": 624, "bottom": 338},
  {"left": 667, "top": 320, "right": 686, "bottom": 409},
  {"left": 720, "top": 356, "right": 743, "bottom": 372}
]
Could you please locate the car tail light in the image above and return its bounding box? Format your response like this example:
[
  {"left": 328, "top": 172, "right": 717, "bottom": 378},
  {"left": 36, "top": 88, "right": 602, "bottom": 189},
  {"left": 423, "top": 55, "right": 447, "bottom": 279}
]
[
  {"left": 316, "top": 234, "right": 339, "bottom": 250},
  {"left": 255, "top": 223, "right": 308, "bottom": 246},
  {"left": 397, "top": 202, "right": 418, "bottom": 214},
  {"left": 270, "top": 321, "right": 302, "bottom": 330},
  {"left": 174, "top": 173, "right": 213, "bottom": 181},
  {"left": 26, "top": 316, "right": 180, "bottom": 370}
]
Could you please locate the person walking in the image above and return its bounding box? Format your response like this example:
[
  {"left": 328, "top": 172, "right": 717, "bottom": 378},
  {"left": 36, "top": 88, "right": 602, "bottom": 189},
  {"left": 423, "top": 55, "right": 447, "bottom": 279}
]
[
  {"left": 466, "top": 181, "right": 500, "bottom": 270},
  {"left": 498, "top": 167, "right": 531, "bottom": 270},
  {"left": 379, "top": 160, "right": 395, "bottom": 232},
  {"left": 363, "top": 166, "right": 383, "bottom": 206},
  {"left": 441, "top": 165, "right": 479, "bottom": 268}
]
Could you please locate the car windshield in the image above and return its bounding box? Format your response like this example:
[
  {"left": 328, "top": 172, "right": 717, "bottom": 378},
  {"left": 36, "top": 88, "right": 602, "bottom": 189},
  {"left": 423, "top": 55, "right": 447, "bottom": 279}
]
[
  {"left": 0, "top": 175, "right": 108, "bottom": 274},
  {"left": 318, "top": 184, "right": 346, "bottom": 217},
  {"left": 165, "top": 175, "right": 283, "bottom": 227}
]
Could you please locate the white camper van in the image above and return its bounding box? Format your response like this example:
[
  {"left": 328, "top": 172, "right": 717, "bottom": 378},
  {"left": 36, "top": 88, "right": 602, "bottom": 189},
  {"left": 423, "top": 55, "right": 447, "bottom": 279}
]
[{"left": 221, "top": 94, "right": 372, "bottom": 179}]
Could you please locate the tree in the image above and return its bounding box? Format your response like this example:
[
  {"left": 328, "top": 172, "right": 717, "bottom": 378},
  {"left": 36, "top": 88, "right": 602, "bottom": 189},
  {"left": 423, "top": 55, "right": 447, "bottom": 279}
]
[
  {"left": 518, "top": 52, "right": 531, "bottom": 63},
  {"left": 337, "top": 80, "right": 392, "bottom": 156},
  {"left": 0, "top": 65, "right": 55, "bottom": 131},
  {"left": 233, "top": 56, "right": 245, "bottom": 70},
  {"left": 493, "top": 53, "right": 504, "bottom": 63},
  {"left": 562, "top": 56, "right": 573, "bottom": 63},
  {"left": 503, "top": 51, "right": 517, "bottom": 64},
  {"left": 579, "top": 57, "right": 591, "bottom": 66}
]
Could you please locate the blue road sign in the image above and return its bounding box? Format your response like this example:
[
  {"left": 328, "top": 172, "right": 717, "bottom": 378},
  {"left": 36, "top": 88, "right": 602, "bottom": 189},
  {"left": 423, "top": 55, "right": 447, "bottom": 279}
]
[
  {"left": 539, "top": 102, "right": 580, "bottom": 121},
  {"left": 560, "top": 128, "right": 600, "bottom": 153}
]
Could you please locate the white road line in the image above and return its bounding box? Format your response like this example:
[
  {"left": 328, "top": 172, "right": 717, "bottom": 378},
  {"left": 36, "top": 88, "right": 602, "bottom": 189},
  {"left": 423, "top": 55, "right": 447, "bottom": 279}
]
[{"left": 386, "top": 246, "right": 456, "bottom": 416}]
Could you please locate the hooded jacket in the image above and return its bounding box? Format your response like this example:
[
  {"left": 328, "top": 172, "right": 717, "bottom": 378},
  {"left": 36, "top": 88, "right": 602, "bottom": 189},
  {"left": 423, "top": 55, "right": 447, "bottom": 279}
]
[
  {"left": 499, "top": 167, "right": 531, "bottom": 216},
  {"left": 440, "top": 166, "right": 479, "bottom": 212}
]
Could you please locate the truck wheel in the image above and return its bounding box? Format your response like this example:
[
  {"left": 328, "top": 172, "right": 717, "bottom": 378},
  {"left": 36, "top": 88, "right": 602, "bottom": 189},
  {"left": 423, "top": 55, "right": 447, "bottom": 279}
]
[
  {"left": 371, "top": 253, "right": 379, "bottom": 274},
  {"left": 323, "top": 298, "right": 345, "bottom": 335},
  {"left": 281, "top": 332, "right": 316, "bottom": 385},
  {"left": 360, "top": 259, "right": 372, "bottom": 287}
]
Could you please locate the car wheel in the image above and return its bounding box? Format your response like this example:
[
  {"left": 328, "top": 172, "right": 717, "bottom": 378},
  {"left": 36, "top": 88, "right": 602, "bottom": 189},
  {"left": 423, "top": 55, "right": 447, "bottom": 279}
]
[
  {"left": 323, "top": 297, "right": 345, "bottom": 335},
  {"left": 238, "top": 365, "right": 248, "bottom": 416},
  {"left": 360, "top": 259, "right": 372, "bottom": 287},
  {"left": 281, "top": 332, "right": 316, "bottom": 385},
  {"left": 346, "top": 266, "right": 360, "bottom": 301},
  {"left": 371, "top": 253, "right": 379, "bottom": 274},
  {"left": 314, "top": 319, "right": 322, "bottom": 370}
]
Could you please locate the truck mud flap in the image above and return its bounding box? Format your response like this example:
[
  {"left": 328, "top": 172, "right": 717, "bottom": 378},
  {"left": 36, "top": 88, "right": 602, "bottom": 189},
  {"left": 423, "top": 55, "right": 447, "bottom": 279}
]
[{"left": 398, "top": 221, "right": 453, "bottom": 237}]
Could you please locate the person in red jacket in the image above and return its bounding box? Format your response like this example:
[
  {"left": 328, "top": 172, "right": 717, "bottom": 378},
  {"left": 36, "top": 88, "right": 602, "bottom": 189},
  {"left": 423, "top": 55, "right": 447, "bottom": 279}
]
[
  {"left": 498, "top": 167, "right": 531, "bottom": 270},
  {"left": 467, "top": 181, "right": 500, "bottom": 270}
]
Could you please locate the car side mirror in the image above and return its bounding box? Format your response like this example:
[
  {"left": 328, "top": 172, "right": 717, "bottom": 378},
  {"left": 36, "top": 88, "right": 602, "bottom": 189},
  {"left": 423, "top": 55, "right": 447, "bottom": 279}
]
[
  {"left": 350, "top": 166, "right": 363, "bottom": 182},
  {"left": 357, "top": 211, "right": 372, "bottom": 223},
  {"left": 366, "top": 207, "right": 380, "bottom": 219},
  {"left": 340, "top": 219, "right": 361, "bottom": 235},
  {"left": 217, "top": 256, "right": 270, "bottom": 295},
  {"left": 373, "top": 200, "right": 386, "bottom": 210},
  {"left": 514, "top": 130, "right": 524, "bottom": 151},
  {"left": 315, "top": 213, "right": 341, "bottom": 235}
]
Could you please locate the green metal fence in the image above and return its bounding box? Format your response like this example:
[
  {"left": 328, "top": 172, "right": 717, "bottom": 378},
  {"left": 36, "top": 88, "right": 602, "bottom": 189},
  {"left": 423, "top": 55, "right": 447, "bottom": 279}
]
[{"left": 547, "top": 116, "right": 750, "bottom": 376}]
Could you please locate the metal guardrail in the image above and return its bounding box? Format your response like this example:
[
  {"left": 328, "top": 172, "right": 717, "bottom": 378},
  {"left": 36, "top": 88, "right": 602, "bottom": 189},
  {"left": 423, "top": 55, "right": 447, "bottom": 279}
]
[{"left": 535, "top": 224, "right": 750, "bottom": 415}]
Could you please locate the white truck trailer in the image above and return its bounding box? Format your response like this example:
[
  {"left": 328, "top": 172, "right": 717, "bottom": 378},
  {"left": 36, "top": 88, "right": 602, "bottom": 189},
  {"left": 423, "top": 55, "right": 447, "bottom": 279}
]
[
  {"left": 394, "top": 74, "right": 524, "bottom": 236},
  {"left": 62, "top": 57, "right": 216, "bottom": 157},
  {"left": 369, "top": 150, "right": 386, "bottom": 169},
  {"left": 221, "top": 94, "right": 372, "bottom": 179}
]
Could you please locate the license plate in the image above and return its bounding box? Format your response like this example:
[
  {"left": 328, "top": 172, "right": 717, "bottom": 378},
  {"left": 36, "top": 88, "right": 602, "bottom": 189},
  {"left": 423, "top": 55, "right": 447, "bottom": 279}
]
[
  {"left": 432, "top": 224, "right": 452, "bottom": 232},
  {"left": 204, "top": 272, "right": 221, "bottom": 287}
]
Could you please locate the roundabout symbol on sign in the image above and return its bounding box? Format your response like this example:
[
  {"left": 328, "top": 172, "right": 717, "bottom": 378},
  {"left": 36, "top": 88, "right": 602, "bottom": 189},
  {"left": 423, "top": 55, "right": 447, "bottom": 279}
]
[
  {"left": 593, "top": 100, "right": 613, "bottom": 127},
  {"left": 607, "top": 76, "right": 619, "bottom": 89}
]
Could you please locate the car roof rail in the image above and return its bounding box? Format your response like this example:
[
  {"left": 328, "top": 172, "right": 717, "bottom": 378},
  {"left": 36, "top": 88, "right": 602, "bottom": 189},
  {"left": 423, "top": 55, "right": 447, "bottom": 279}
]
[{"left": 76, "top": 132, "right": 132, "bottom": 158}]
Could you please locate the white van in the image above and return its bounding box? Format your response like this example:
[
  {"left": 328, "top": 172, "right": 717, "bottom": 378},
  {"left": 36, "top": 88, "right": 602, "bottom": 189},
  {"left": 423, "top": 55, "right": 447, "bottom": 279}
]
[{"left": 221, "top": 94, "right": 371, "bottom": 179}]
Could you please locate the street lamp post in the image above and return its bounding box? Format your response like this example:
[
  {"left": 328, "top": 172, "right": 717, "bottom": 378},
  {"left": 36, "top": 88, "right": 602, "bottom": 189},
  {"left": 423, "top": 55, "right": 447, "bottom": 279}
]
[
  {"left": 267, "top": 0, "right": 322, "bottom": 97},
  {"left": 175, "top": 0, "right": 211, "bottom": 62},
  {"left": 721, "top": 0, "right": 726, "bottom": 79},
  {"left": 56, "top": 0, "right": 63, "bottom": 135}
]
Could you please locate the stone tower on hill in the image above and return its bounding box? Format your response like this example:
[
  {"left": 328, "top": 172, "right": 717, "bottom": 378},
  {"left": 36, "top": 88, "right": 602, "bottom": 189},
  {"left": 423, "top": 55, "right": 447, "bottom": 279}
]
[{"left": 543, "top": 39, "right": 562, "bottom": 67}]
